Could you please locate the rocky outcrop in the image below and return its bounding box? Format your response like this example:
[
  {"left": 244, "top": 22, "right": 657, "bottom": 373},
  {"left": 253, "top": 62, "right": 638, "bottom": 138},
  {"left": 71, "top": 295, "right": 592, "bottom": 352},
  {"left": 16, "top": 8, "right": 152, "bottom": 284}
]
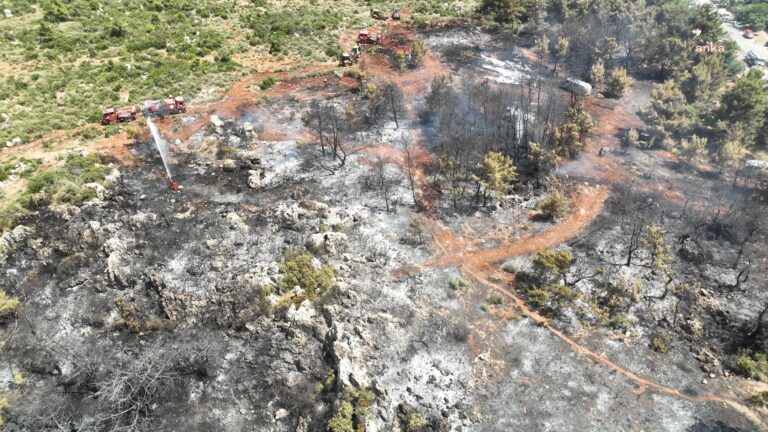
[
  {"left": 146, "top": 273, "right": 205, "bottom": 322},
  {"left": 210, "top": 116, "right": 258, "bottom": 143},
  {"left": 275, "top": 200, "right": 366, "bottom": 232},
  {"left": 48, "top": 204, "right": 81, "bottom": 221},
  {"left": 325, "top": 307, "right": 373, "bottom": 390},
  {"left": 104, "top": 168, "right": 122, "bottom": 187},
  {"left": 0, "top": 225, "right": 33, "bottom": 266},
  {"left": 247, "top": 170, "right": 262, "bottom": 189},
  {"left": 285, "top": 300, "right": 316, "bottom": 324},
  {"left": 225, "top": 212, "right": 249, "bottom": 232},
  {"left": 128, "top": 212, "right": 158, "bottom": 228},
  {"left": 306, "top": 232, "right": 348, "bottom": 255},
  {"left": 104, "top": 236, "right": 131, "bottom": 289},
  {"left": 678, "top": 239, "right": 711, "bottom": 264},
  {"left": 83, "top": 182, "right": 109, "bottom": 201},
  {"left": 221, "top": 159, "right": 238, "bottom": 172},
  {"left": 210, "top": 115, "right": 225, "bottom": 135}
]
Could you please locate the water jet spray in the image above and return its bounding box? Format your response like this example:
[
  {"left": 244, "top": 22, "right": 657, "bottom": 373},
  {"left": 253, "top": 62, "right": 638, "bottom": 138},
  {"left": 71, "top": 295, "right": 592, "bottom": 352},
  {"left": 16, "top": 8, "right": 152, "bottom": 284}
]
[{"left": 146, "top": 116, "right": 180, "bottom": 190}]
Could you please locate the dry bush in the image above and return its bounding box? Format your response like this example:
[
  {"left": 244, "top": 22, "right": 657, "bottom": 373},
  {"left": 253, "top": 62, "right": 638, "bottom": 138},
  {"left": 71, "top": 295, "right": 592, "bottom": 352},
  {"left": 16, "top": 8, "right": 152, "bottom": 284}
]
[
  {"left": 0, "top": 290, "right": 20, "bottom": 322},
  {"left": 538, "top": 190, "right": 568, "bottom": 221}
]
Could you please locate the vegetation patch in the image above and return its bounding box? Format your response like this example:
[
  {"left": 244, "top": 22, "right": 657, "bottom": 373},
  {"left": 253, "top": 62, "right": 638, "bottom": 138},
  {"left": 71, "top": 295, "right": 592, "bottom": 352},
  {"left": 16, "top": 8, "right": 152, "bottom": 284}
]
[
  {"left": 736, "top": 353, "right": 768, "bottom": 381},
  {"left": 326, "top": 387, "right": 376, "bottom": 432},
  {"left": 259, "top": 76, "right": 278, "bottom": 90},
  {"left": 537, "top": 189, "right": 568, "bottom": 221},
  {"left": 277, "top": 248, "right": 335, "bottom": 307},
  {"left": 0, "top": 0, "right": 243, "bottom": 144},
  {"left": 0, "top": 289, "right": 20, "bottom": 322},
  {"left": 747, "top": 391, "right": 768, "bottom": 407},
  {"left": 651, "top": 336, "right": 669, "bottom": 354},
  {"left": 1, "top": 152, "right": 106, "bottom": 231},
  {"left": 449, "top": 278, "right": 468, "bottom": 291}
]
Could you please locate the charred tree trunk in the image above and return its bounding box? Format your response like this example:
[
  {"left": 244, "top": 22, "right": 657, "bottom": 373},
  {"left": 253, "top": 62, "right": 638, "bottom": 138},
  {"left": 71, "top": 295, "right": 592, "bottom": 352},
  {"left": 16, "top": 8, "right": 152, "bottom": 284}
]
[
  {"left": 402, "top": 137, "right": 418, "bottom": 207},
  {"left": 748, "top": 302, "right": 768, "bottom": 340},
  {"left": 625, "top": 221, "right": 643, "bottom": 267}
]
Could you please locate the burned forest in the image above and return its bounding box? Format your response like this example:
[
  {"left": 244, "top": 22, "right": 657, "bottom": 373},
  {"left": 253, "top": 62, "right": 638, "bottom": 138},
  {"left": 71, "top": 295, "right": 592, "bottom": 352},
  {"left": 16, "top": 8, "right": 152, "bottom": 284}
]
[{"left": 1, "top": 0, "right": 768, "bottom": 431}]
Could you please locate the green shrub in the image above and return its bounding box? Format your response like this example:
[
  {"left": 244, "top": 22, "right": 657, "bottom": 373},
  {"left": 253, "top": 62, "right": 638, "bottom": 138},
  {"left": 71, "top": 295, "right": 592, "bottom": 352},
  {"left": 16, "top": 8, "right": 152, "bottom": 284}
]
[
  {"left": 527, "top": 288, "right": 549, "bottom": 306},
  {"left": 651, "top": 337, "right": 668, "bottom": 354},
  {"left": 0, "top": 163, "right": 15, "bottom": 181},
  {"left": 606, "top": 67, "right": 631, "bottom": 97},
  {"left": 392, "top": 51, "right": 407, "bottom": 70},
  {"left": 0, "top": 0, "right": 242, "bottom": 144},
  {"left": 411, "top": 40, "right": 427, "bottom": 67},
  {"left": 215, "top": 49, "right": 232, "bottom": 63},
  {"left": 327, "top": 401, "right": 355, "bottom": 432},
  {"left": 736, "top": 353, "right": 768, "bottom": 381},
  {"left": 242, "top": 6, "right": 343, "bottom": 59},
  {"left": 277, "top": 249, "right": 334, "bottom": 302},
  {"left": 538, "top": 190, "right": 568, "bottom": 221},
  {"left": 259, "top": 76, "right": 277, "bottom": 90},
  {"left": 23, "top": 152, "right": 106, "bottom": 205},
  {"left": 449, "top": 278, "right": 468, "bottom": 290},
  {"left": 406, "top": 412, "right": 425, "bottom": 431},
  {"left": 79, "top": 127, "right": 101, "bottom": 140},
  {"left": 16, "top": 158, "right": 42, "bottom": 179},
  {"left": 0, "top": 290, "right": 20, "bottom": 322}
]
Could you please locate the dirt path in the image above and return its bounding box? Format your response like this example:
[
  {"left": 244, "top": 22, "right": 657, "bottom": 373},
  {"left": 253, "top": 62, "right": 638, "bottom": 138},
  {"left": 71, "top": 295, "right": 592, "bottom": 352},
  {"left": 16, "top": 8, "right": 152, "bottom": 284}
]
[
  {"left": 4, "top": 19, "right": 761, "bottom": 425},
  {"left": 381, "top": 35, "right": 765, "bottom": 428},
  {"left": 461, "top": 265, "right": 766, "bottom": 430},
  {"left": 561, "top": 83, "right": 732, "bottom": 211},
  {"left": 163, "top": 64, "right": 346, "bottom": 143},
  {"left": 356, "top": 22, "right": 457, "bottom": 213},
  {"left": 424, "top": 183, "right": 609, "bottom": 269}
]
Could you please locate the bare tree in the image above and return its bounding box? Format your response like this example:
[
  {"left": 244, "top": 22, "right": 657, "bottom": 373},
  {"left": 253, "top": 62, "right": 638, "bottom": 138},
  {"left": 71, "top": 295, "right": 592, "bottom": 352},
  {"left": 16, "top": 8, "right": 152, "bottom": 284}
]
[
  {"left": 89, "top": 355, "right": 173, "bottom": 431},
  {"left": 380, "top": 81, "right": 405, "bottom": 129},
  {"left": 307, "top": 102, "right": 366, "bottom": 167},
  {"left": 400, "top": 134, "right": 418, "bottom": 207},
  {"left": 302, "top": 100, "right": 332, "bottom": 156},
  {"left": 365, "top": 156, "right": 400, "bottom": 212}
]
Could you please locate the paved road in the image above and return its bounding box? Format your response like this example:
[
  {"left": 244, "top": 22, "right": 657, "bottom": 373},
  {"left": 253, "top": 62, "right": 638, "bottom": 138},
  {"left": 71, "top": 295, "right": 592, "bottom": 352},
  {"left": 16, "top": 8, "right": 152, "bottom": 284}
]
[
  {"left": 696, "top": 0, "right": 768, "bottom": 61},
  {"left": 721, "top": 18, "right": 768, "bottom": 61}
]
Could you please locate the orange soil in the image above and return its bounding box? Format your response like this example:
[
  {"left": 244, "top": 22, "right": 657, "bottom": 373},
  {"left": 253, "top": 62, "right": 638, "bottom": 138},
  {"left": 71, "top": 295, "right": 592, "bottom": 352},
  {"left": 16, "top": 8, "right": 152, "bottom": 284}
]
[
  {"left": 3, "top": 20, "right": 759, "bottom": 424},
  {"left": 364, "top": 29, "right": 763, "bottom": 426},
  {"left": 424, "top": 183, "right": 610, "bottom": 269},
  {"left": 463, "top": 267, "right": 766, "bottom": 430},
  {"left": 3, "top": 131, "right": 135, "bottom": 166},
  {"left": 563, "top": 84, "right": 728, "bottom": 211},
  {"left": 164, "top": 65, "right": 349, "bottom": 143},
  {"left": 355, "top": 22, "right": 453, "bottom": 212}
]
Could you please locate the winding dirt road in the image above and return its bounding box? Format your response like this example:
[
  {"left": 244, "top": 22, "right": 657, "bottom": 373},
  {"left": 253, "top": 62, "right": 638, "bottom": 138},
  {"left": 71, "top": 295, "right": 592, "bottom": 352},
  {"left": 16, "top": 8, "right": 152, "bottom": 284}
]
[{"left": 368, "top": 32, "right": 766, "bottom": 429}]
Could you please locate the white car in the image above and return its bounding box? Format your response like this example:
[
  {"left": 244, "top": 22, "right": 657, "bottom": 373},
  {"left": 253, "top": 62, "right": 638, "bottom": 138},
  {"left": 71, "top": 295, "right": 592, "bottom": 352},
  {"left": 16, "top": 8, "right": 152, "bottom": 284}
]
[
  {"left": 717, "top": 8, "right": 734, "bottom": 22},
  {"left": 746, "top": 50, "right": 766, "bottom": 67}
]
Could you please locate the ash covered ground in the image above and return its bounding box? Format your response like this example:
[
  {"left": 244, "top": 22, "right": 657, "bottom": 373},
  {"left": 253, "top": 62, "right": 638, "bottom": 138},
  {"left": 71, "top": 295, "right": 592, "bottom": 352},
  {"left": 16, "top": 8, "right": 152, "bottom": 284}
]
[{"left": 0, "top": 24, "right": 767, "bottom": 432}]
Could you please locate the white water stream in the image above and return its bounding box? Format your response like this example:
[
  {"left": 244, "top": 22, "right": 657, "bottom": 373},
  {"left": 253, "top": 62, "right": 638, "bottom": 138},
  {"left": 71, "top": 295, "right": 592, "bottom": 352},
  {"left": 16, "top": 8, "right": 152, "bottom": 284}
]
[{"left": 146, "top": 116, "right": 173, "bottom": 180}]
